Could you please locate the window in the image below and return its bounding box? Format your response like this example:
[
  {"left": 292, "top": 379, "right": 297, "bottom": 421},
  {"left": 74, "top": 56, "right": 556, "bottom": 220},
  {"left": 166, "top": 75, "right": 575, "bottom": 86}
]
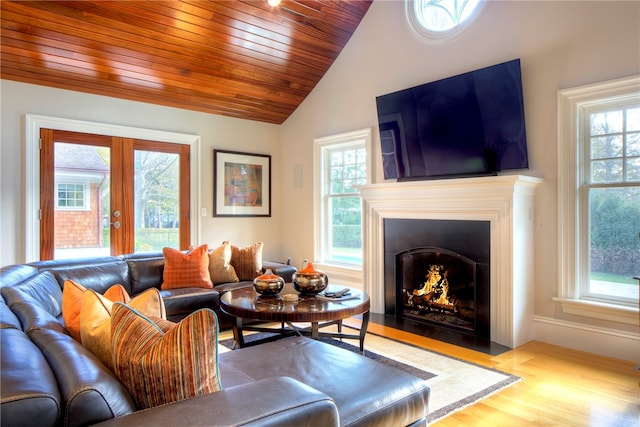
[
  {"left": 56, "top": 182, "right": 88, "bottom": 209},
  {"left": 314, "top": 129, "right": 371, "bottom": 268},
  {"left": 406, "top": 0, "right": 483, "bottom": 40},
  {"left": 557, "top": 75, "right": 639, "bottom": 324},
  {"left": 584, "top": 105, "right": 640, "bottom": 303}
]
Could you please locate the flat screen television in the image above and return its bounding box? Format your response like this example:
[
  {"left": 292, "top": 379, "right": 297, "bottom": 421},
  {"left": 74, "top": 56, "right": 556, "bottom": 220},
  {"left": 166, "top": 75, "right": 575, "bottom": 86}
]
[{"left": 375, "top": 59, "right": 529, "bottom": 180}]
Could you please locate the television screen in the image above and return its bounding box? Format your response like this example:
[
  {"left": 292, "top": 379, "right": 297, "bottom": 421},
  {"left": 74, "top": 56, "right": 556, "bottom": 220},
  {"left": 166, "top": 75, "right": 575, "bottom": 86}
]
[{"left": 376, "top": 59, "right": 529, "bottom": 180}]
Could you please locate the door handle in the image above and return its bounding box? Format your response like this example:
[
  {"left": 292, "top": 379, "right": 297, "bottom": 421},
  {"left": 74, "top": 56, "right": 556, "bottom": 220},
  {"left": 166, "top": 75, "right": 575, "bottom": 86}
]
[{"left": 111, "top": 210, "right": 121, "bottom": 229}]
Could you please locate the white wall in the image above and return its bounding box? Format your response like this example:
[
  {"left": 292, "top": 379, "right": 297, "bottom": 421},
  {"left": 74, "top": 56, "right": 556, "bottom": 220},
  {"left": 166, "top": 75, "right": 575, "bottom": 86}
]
[
  {"left": 279, "top": 0, "right": 639, "bottom": 359},
  {"left": 0, "top": 82, "right": 286, "bottom": 266}
]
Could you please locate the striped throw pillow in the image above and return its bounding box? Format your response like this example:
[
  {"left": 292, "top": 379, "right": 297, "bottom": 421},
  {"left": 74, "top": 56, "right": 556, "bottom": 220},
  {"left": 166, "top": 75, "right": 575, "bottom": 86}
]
[
  {"left": 111, "top": 303, "right": 221, "bottom": 409},
  {"left": 161, "top": 244, "right": 213, "bottom": 289},
  {"left": 230, "top": 242, "right": 263, "bottom": 281}
]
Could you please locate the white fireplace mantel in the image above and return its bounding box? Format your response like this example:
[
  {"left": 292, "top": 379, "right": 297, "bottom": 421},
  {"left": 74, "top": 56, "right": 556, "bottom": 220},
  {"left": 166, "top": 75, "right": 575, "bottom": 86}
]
[{"left": 359, "top": 175, "right": 542, "bottom": 348}]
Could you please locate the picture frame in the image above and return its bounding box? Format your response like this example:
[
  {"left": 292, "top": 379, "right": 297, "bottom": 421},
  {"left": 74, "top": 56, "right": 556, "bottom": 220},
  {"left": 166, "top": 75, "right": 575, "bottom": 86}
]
[{"left": 213, "top": 149, "right": 271, "bottom": 217}]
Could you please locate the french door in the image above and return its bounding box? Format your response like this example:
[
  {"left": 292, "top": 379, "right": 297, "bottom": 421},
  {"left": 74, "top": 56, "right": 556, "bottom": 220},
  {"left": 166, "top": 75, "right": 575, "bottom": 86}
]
[{"left": 39, "top": 129, "right": 191, "bottom": 260}]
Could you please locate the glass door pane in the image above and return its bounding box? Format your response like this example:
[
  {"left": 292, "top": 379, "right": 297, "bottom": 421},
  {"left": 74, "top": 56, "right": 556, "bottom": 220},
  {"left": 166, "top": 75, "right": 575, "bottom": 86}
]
[
  {"left": 53, "top": 142, "right": 111, "bottom": 259},
  {"left": 134, "top": 150, "right": 180, "bottom": 251}
]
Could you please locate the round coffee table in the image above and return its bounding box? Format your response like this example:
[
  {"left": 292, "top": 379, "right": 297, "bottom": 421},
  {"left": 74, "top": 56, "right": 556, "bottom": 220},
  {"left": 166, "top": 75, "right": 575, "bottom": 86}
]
[{"left": 220, "top": 283, "right": 370, "bottom": 353}]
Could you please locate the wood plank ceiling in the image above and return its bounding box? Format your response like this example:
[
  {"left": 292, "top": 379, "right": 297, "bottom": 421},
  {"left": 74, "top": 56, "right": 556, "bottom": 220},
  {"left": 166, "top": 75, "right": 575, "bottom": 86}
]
[{"left": 1, "top": 0, "right": 372, "bottom": 124}]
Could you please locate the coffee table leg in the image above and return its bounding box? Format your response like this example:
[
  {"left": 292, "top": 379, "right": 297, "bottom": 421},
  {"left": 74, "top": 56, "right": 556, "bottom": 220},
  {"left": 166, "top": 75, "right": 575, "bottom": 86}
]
[
  {"left": 232, "top": 317, "right": 246, "bottom": 349},
  {"left": 311, "top": 322, "right": 319, "bottom": 339},
  {"left": 359, "top": 311, "right": 370, "bottom": 354}
]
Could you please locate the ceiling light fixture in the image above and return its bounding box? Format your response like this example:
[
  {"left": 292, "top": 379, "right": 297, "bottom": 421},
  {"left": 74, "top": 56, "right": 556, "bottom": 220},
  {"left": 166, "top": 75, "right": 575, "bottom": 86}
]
[{"left": 267, "top": 0, "right": 281, "bottom": 6}]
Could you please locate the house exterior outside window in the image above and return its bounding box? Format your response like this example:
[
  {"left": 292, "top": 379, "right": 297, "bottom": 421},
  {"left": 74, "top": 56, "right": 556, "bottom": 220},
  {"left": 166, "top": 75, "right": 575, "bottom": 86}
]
[
  {"left": 556, "top": 75, "right": 640, "bottom": 325},
  {"left": 314, "top": 128, "right": 371, "bottom": 269},
  {"left": 56, "top": 182, "right": 88, "bottom": 209}
]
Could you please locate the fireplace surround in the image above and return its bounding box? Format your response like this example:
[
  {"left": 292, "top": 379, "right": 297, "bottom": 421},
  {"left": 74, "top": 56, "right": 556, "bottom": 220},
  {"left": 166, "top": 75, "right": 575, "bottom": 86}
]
[{"left": 360, "top": 175, "right": 542, "bottom": 348}]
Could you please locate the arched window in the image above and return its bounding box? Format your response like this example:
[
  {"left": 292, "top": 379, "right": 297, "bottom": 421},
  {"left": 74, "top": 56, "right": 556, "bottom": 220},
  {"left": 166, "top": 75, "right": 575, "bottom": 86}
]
[{"left": 406, "top": 0, "right": 483, "bottom": 40}]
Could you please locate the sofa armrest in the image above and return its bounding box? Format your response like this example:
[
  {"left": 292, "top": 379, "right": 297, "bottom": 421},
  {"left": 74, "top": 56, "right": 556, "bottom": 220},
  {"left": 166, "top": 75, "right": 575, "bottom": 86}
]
[
  {"left": 94, "top": 376, "right": 339, "bottom": 427},
  {"left": 262, "top": 261, "right": 297, "bottom": 283}
]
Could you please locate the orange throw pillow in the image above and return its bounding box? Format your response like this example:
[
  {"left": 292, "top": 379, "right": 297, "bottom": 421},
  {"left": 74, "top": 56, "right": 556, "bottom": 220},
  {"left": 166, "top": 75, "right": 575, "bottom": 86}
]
[
  {"left": 161, "top": 244, "right": 213, "bottom": 289},
  {"left": 62, "top": 280, "right": 130, "bottom": 341}
]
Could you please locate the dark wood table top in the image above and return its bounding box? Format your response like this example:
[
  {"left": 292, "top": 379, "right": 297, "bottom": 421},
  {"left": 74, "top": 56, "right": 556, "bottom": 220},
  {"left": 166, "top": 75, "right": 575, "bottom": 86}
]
[{"left": 220, "top": 283, "right": 370, "bottom": 323}]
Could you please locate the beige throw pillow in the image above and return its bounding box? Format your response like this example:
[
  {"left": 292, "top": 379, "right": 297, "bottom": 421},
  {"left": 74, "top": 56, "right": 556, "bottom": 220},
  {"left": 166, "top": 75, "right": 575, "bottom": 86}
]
[
  {"left": 80, "top": 288, "right": 166, "bottom": 370},
  {"left": 209, "top": 241, "right": 239, "bottom": 284},
  {"left": 62, "top": 279, "right": 130, "bottom": 341}
]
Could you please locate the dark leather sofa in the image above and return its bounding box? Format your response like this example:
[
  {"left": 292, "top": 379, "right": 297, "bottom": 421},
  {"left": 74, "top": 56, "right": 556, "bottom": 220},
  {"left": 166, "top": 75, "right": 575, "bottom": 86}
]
[{"left": 0, "top": 253, "right": 430, "bottom": 426}]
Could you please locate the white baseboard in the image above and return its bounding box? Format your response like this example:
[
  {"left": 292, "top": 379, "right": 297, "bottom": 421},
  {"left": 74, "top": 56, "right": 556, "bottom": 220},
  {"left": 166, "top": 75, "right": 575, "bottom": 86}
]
[{"left": 533, "top": 315, "right": 639, "bottom": 362}]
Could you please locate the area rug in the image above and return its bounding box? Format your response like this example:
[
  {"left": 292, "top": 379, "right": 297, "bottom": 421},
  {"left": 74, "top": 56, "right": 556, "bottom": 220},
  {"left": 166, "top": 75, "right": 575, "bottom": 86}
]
[{"left": 218, "top": 328, "right": 521, "bottom": 424}]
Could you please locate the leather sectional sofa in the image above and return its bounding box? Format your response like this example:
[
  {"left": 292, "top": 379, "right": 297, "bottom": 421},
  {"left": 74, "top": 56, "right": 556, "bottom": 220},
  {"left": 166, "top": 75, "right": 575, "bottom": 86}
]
[{"left": 0, "top": 252, "right": 430, "bottom": 426}]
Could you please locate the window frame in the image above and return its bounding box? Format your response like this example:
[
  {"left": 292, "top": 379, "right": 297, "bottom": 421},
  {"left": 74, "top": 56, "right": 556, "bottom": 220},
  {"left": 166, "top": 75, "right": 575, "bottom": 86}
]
[
  {"left": 555, "top": 75, "right": 640, "bottom": 325},
  {"left": 313, "top": 128, "right": 371, "bottom": 269},
  {"left": 25, "top": 114, "right": 201, "bottom": 262},
  {"left": 405, "top": 0, "right": 485, "bottom": 42}
]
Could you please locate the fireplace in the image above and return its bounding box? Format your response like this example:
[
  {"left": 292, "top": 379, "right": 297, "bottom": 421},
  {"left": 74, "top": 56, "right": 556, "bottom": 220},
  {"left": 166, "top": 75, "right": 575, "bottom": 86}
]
[
  {"left": 359, "top": 175, "right": 542, "bottom": 349},
  {"left": 384, "top": 219, "right": 490, "bottom": 340}
]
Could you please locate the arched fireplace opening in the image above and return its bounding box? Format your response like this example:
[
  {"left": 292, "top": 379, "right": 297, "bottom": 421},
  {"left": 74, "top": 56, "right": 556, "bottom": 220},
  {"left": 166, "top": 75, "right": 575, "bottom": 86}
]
[
  {"left": 384, "top": 219, "right": 490, "bottom": 341},
  {"left": 396, "top": 247, "right": 489, "bottom": 339}
]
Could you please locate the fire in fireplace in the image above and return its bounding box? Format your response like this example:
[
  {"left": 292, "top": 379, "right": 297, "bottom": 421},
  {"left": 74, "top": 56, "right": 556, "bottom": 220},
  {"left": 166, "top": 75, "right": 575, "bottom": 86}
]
[
  {"left": 384, "top": 219, "right": 490, "bottom": 340},
  {"left": 398, "top": 248, "right": 478, "bottom": 334}
]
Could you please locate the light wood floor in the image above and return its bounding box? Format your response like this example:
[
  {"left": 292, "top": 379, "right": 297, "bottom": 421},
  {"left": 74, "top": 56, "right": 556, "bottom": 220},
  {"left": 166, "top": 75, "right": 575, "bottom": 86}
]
[{"left": 352, "top": 320, "right": 640, "bottom": 427}]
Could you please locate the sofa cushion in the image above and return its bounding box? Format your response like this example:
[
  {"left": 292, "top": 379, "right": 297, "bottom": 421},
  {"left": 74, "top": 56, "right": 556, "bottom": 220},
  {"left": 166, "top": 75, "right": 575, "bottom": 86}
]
[
  {"left": 159, "top": 287, "right": 220, "bottom": 323},
  {"left": 62, "top": 280, "right": 131, "bottom": 341},
  {"left": 0, "top": 327, "right": 61, "bottom": 427},
  {"left": 0, "top": 264, "right": 38, "bottom": 289},
  {"left": 231, "top": 242, "right": 263, "bottom": 281},
  {"left": 111, "top": 304, "right": 221, "bottom": 409},
  {"left": 126, "top": 257, "right": 165, "bottom": 295},
  {"left": 90, "top": 377, "right": 340, "bottom": 427},
  {"left": 218, "top": 337, "right": 430, "bottom": 427},
  {"left": 0, "top": 271, "right": 63, "bottom": 318},
  {"left": 1, "top": 301, "right": 22, "bottom": 330},
  {"left": 28, "top": 315, "right": 135, "bottom": 427},
  {"left": 53, "top": 262, "right": 132, "bottom": 295},
  {"left": 80, "top": 288, "right": 166, "bottom": 370},
  {"left": 6, "top": 300, "right": 68, "bottom": 335},
  {"left": 209, "top": 241, "right": 239, "bottom": 284}
]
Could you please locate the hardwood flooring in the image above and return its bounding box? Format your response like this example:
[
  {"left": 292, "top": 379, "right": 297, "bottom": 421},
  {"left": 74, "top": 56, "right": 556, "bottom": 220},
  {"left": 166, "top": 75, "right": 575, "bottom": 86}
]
[{"left": 348, "top": 319, "right": 640, "bottom": 427}]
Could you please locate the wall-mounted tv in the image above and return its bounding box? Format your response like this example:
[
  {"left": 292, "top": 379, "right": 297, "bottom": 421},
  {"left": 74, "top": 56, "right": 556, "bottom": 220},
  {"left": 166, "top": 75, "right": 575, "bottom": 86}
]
[{"left": 376, "top": 59, "right": 529, "bottom": 180}]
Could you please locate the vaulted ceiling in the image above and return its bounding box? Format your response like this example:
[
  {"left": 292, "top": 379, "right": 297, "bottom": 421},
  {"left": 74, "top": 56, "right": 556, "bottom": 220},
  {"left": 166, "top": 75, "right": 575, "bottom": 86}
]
[{"left": 1, "top": 0, "right": 372, "bottom": 124}]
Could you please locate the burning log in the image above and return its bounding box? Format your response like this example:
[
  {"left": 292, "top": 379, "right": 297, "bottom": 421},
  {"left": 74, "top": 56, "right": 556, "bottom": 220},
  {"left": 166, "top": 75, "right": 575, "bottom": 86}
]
[{"left": 405, "top": 264, "right": 457, "bottom": 313}]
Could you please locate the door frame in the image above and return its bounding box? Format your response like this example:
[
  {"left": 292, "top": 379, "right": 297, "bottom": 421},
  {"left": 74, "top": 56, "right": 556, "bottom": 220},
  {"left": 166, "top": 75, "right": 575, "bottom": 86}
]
[{"left": 25, "top": 114, "right": 202, "bottom": 262}]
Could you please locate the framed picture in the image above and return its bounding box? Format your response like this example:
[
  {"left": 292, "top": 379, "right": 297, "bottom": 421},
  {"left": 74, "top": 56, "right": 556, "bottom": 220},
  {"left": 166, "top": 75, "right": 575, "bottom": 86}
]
[{"left": 213, "top": 150, "right": 271, "bottom": 217}]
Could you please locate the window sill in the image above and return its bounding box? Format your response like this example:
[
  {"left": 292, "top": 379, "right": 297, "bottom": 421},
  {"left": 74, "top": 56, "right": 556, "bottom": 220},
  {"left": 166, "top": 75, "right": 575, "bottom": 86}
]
[
  {"left": 553, "top": 297, "right": 639, "bottom": 326},
  {"left": 312, "top": 262, "right": 363, "bottom": 287}
]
